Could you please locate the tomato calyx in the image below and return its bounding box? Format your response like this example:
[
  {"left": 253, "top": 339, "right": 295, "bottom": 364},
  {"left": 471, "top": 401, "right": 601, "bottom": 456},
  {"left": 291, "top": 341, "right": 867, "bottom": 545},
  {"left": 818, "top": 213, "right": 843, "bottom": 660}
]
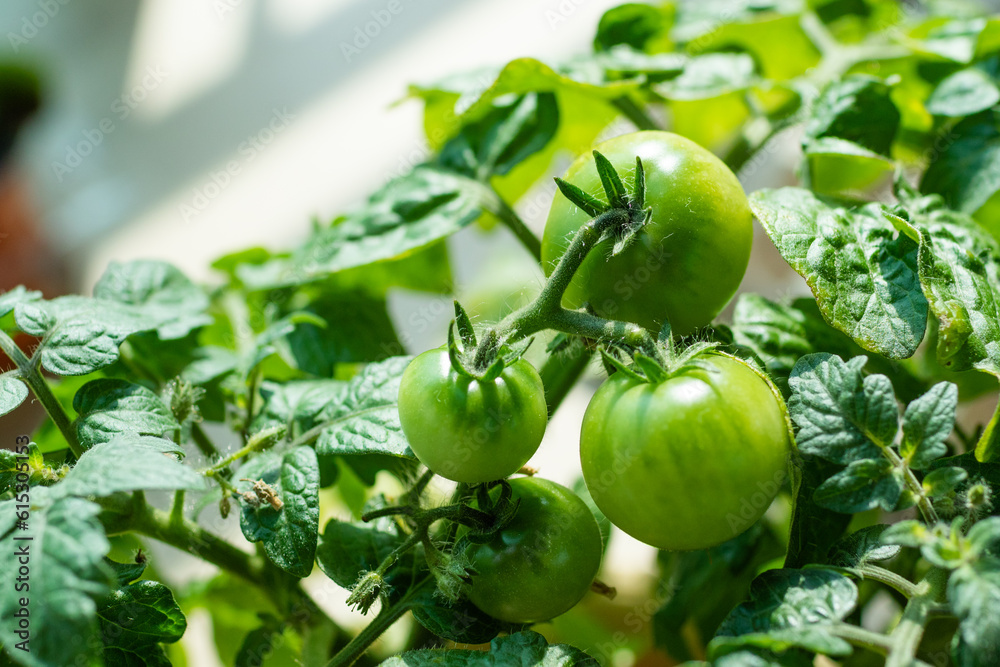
[
  {"left": 447, "top": 300, "right": 533, "bottom": 380},
  {"left": 601, "top": 319, "right": 721, "bottom": 384},
  {"left": 554, "top": 150, "right": 652, "bottom": 257}
]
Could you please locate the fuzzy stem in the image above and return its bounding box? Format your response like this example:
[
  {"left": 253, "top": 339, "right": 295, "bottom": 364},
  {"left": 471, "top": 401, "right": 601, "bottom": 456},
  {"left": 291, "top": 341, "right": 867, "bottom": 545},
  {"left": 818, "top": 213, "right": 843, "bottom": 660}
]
[
  {"left": 473, "top": 208, "right": 656, "bottom": 361},
  {"left": 0, "top": 330, "right": 83, "bottom": 458},
  {"left": 325, "top": 580, "right": 432, "bottom": 667}
]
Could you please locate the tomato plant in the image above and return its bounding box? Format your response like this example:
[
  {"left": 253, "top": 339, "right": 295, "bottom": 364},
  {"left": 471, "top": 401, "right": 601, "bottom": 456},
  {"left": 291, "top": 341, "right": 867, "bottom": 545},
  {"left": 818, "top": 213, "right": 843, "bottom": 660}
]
[
  {"left": 3, "top": 2, "right": 1000, "bottom": 666},
  {"left": 398, "top": 347, "right": 547, "bottom": 483},
  {"left": 463, "top": 477, "right": 603, "bottom": 623},
  {"left": 541, "top": 131, "right": 752, "bottom": 336},
  {"left": 581, "top": 353, "right": 791, "bottom": 551}
]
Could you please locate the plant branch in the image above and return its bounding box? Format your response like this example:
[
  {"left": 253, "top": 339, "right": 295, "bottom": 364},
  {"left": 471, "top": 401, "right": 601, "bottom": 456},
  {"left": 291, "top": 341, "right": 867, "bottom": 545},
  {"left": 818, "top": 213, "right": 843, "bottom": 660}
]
[
  {"left": 326, "top": 577, "right": 433, "bottom": 667},
  {"left": 612, "top": 95, "right": 662, "bottom": 131},
  {"left": 886, "top": 448, "right": 939, "bottom": 524},
  {"left": 474, "top": 208, "right": 656, "bottom": 360},
  {"left": 829, "top": 623, "right": 892, "bottom": 656},
  {"left": 0, "top": 329, "right": 83, "bottom": 458},
  {"left": 538, "top": 347, "right": 593, "bottom": 417},
  {"left": 854, "top": 563, "right": 921, "bottom": 598},
  {"left": 483, "top": 188, "right": 542, "bottom": 262}
]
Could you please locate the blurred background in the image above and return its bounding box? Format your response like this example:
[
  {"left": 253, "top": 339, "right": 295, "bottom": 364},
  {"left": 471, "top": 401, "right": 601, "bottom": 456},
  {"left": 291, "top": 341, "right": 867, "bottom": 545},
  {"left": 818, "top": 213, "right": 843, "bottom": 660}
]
[{"left": 0, "top": 1, "right": 812, "bottom": 665}]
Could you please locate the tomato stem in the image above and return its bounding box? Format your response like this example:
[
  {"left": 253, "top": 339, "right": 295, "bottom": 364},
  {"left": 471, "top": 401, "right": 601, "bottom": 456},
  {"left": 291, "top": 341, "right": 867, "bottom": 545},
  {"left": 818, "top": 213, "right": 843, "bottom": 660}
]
[
  {"left": 473, "top": 207, "right": 657, "bottom": 362},
  {"left": 0, "top": 329, "right": 84, "bottom": 458}
]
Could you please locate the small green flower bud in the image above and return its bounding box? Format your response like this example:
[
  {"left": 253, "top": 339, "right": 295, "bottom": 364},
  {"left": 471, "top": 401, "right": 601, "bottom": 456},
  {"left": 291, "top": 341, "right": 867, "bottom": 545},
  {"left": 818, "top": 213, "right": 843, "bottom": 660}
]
[{"left": 347, "top": 571, "right": 387, "bottom": 615}]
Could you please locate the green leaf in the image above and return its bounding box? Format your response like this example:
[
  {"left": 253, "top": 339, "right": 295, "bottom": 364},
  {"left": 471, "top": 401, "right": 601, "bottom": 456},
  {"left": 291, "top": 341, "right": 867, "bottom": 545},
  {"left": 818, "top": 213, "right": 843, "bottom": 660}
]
[
  {"left": 283, "top": 290, "right": 402, "bottom": 375},
  {"left": 0, "top": 496, "right": 114, "bottom": 667},
  {"left": 0, "top": 373, "right": 28, "bottom": 418},
  {"left": 813, "top": 458, "right": 904, "bottom": 513},
  {"left": 730, "top": 294, "right": 865, "bottom": 394},
  {"left": 253, "top": 379, "right": 347, "bottom": 435},
  {"left": 0, "top": 286, "right": 42, "bottom": 319},
  {"left": 314, "top": 356, "right": 416, "bottom": 459},
  {"left": 803, "top": 75, "right": 900, "bottom": 156},
  {"left": 827, "top": 525, "right": 901, "bottom": 567},
  {"left": 57, "top": 436, "right": 204, "bottom": 499},
  {"left": 92, "top": 260, "right": 211, "bottom": 340},
  {"left": 785, "top": 454, "right": 853, "bottom": 569},
  {"left": 437, "top": 93, "right": 559, "bottom": 180},
  {"left": 105, "top": 558, "right": 147, "bottom": 588},
  {"left": 73, "top": 379, "right": 180, "bottom": 450},
  {"left": 921, "top": 110, "right": 1000, "bottom": 218},
  {"left": 901, "top": 382, "right": 958, "bottom": 469},
  {"left": 411, "top": 593, "right": 516, "bottom": 645},
  {"left": 712, "top": 646, "right": 813, "bottom": 667},
  {"left": 379, "top": 630, "right": 598, "bottom": 666},
  {"left": 653, "top": 523, "right": 785, "bottom": 662},
  {"left": 594, "top": 4, "right": 672, "bottom": 52},
  {"left": 673, "top": 7, "right": 820, "bottom": 80},
  {"left": 655, "top": 53, "right": 756, "bottom": 101},
  {"left": 923, "top": 466, "right": 970, "bottom": 498},
  {"left": 237, "top": 167, "right": 486, "bottom": 290},
  {"left": 949, "top": 558, "right": 1000, "bottom": 666},
  {"left": 802, "top": 137, "right": 895, "bottom": 195},
  {"left": 750, "top": 189, "right": 927, "bottom": 359},
  {"left": 926, "top": 67, "right": 1000, "bottom": 117},
  {"left": 788, "top": 354, "right": 898, "bottom": 464},
  {"left": 891, "top": 193, "right": 1000, "bottom": 376},
  {"left": 315, "top": 517, "right": 413, "bottom": 601},
  {"left": 97, "top": 580, "right": 186, "bottom": 664},
  {"left": 712, "top": 568, "right": 857, "bottom": 659},
  {"left": 237, "top": 446, "right": 319, "bottom": 578}
]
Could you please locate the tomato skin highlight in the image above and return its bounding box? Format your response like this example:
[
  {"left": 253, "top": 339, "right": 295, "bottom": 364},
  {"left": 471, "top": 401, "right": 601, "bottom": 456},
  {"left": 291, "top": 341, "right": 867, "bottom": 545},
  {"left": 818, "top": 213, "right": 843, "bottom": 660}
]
[
  {"left": 580, "top": 354, "right": 791, "bottom": 551},
  {"left": 397, "top": 349, "right": 548, "bottom": 484},
  {"left": 464, "top": 477, "right": 603, "bottom": 623},
  {"left": 541, "top": 130, "right": 753, "bottom": 336}
]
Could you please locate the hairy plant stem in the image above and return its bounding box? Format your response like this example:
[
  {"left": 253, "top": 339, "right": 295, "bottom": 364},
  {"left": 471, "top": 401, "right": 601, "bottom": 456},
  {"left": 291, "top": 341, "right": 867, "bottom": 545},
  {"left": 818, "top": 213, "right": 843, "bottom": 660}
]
[
  {"left": 855, "top": 563, "right": 922, "bottom": 599},
  {"left": 103, "top": 491, "right": 341, "bottom": 638},
  {"left": 326, "top": 578, "right": 434, "bottom": 667},
  {"left": 612, "top": 95, "right": 662, "bottom": 131},
  {"left": 482, "top": 187, "right": 542, "bottom": 261},
  {"left": 538, "top": 347, "right": 594, "bottom": 417},
  {"left": 885, "top": 448, "right": 939, "bottom": 524},
  {"left": 190, "top": 422, "right": 222, "bottom": 460},
  {"left": 885, "top": 568, "right": 948, "bottom": 667},
  {"left": 0, "top": 329, "right": 83, "bottom": 458},
  {"left": 829, "top": 622, "right": 892, "bottom": 656},
  {"left": 473, "top": 208, "right": 656, "bottom": 363}
]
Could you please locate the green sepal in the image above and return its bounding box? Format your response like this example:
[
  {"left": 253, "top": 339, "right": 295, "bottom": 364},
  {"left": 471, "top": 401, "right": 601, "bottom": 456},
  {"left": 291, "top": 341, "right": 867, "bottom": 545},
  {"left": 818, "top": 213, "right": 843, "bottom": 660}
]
[
  {"left": 610, "top": 207, "right": 651, "bottom": 256},
  {"left": 553, "top": 177, "right": 608, "bottom": 218},
  {"left": 593, "top": 150, "right": 628, "bottom": 210},
  {"left": 447, "top": 323, "right": 475, "bottom": 379},
  {"left": 657, "top": 317, "right": 673, "bottom": 345},
  {"left": 480, "top": 357, "right": 507, "bottom": 382},
  {"left": 454, "top": 300, "right": 477, "bottom": 350},
  {"left": 633, "top": 156, "right": 646, "bottom": 209},
  {"left": 599, "top": 348, "right": 645, "bottom": 382},
  {"left": 633, "top": 353, "right": 669, "bottom": 383},
  {"left": 501, "top": 337, "right": 534, "bottom": 366}
]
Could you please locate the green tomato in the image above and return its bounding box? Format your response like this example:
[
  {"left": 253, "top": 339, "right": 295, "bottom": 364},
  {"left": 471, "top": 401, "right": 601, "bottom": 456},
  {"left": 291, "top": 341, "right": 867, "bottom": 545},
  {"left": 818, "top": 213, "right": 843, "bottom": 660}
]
[
  {"left": 541, "top": 131, "right": 752, "bottom": 336},
  {"left": 397, "top": 349, "right": 547, "bottom": 484},
  {"left": 580, "top": 354, "right": 791, "bottom": 551},
  {"left": 465, "top": 477, "right": 603, "bottom": 623}
]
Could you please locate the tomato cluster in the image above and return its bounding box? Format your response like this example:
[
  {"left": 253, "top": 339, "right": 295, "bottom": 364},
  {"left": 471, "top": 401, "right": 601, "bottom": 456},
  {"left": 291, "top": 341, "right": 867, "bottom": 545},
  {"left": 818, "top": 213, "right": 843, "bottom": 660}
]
[{"left": 396, "top": 131, "right": 792, "bottom": 624}]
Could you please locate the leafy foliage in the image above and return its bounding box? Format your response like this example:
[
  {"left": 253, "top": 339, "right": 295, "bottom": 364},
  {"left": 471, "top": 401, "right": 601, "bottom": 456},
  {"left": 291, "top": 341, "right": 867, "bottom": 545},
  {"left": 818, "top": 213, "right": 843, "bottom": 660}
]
[{"left": 3, "top": 1, "right": 1000, "bottom": 665}]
